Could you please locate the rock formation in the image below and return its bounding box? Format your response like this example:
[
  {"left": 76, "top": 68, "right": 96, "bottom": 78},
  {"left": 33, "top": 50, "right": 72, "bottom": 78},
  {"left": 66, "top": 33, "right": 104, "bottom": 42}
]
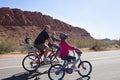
[{"left": 0, "top": 7, "right": 93, "bottom": 45}]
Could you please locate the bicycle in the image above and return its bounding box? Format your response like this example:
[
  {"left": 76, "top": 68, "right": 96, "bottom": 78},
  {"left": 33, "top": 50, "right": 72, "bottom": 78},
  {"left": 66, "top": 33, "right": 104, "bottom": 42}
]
[
  {"left": 48, "top": 50, "right": 92, "bottom": 80},
  {"left": 22, "top": 47, "right": 62, "bottom": 72}
]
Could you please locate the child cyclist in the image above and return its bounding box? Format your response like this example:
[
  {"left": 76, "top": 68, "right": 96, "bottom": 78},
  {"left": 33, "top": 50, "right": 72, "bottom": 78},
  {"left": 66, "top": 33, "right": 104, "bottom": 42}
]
[
  {"left": 24, "top": 36, "right": 36, "bottom": 54},
  {"left": 59, "top": 33, "right": 82, "bottom": 71}
]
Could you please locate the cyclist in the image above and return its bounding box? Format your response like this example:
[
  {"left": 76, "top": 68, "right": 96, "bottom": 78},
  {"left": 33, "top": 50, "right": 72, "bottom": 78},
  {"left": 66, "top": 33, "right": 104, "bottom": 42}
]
[
  {"left": 48, "top": 32, "right": 61, "bottom": 56},
  {"left": 24, "top": 35, "right": 36, "bottom": 53},
  {"left": 34, "top": 25, "right": 53, "bottom": 63},
  {"left": 59, "top": 33, "right": 82, "bottom": 71}
]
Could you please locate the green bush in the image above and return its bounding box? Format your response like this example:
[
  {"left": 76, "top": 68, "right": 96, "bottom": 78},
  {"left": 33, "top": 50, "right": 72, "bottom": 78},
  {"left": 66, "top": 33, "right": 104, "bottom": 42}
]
[
  {"left": 0, "top": 39, "right": 18, "bottom": 54},
  {"left": 75, "top": 39, "right": 118, "bottom": 51},
  {"left": 76, "top": 39, "right": 95, "bottom": 48},
  {"left": 90, "top": 40, "right": 109, "bottom": 51},
  {"left": 116, "top": 39, "right": 120, "bottom": 46}
]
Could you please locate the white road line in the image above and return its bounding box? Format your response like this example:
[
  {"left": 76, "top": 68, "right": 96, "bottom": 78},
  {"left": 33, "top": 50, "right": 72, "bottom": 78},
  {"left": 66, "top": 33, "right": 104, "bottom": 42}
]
[
  {"left": 88, "top": 55, "right": 120, "bottom": 61},
  {"left": 0, "top": 55, "right": 120, "bottom": 69},
  {"left": 0, "top": 66, "right": 22, "bottom": 70}
]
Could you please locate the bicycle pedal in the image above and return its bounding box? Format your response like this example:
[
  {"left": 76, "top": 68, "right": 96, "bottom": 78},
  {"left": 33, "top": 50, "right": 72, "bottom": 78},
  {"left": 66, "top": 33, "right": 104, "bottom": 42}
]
[
  {"left": 30, "top": 62, "right": 33, "bottom": 67},
  {"left": 33, "top": 65, "right": 38, "bottom": 68},
  {"left": 45, "top": 61, "right": 50, "bottom": 65},
  {"left": 40, "top": 61, "right": 45, "bottom": 65}
]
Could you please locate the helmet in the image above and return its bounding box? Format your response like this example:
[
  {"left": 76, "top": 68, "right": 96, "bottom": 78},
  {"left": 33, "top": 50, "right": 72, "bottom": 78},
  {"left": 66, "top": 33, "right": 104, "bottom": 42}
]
[
  {"left": 25, "top": 37, "right": 30, "bottom": 43},
  {"left": 59, "top": 33, "right": 68, "bottom": 40}
]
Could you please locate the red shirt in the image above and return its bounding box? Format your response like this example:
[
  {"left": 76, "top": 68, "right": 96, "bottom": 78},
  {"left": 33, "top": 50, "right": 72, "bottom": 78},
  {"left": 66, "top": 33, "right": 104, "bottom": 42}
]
[{"left": 59, "top": 41, "right": 79, "bottom": 58}]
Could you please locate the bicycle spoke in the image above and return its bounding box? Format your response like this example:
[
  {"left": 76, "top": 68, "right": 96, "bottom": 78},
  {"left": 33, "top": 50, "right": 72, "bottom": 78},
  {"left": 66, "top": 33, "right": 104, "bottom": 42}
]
[
  {"left": 48, "top": 64, "right": 65, "bottom": 80},
  {"left": 78, "top": 61, "right": 92, "bottom": 77},
  {"left": 22, "top": 54, "right": 40, "bottom": 72}
]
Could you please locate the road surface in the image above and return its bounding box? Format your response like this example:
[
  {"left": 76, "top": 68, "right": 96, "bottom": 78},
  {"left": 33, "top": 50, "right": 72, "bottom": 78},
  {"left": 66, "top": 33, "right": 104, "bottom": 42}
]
[{"left": 0, "top": 50, "right": 120, "bottom": 80}]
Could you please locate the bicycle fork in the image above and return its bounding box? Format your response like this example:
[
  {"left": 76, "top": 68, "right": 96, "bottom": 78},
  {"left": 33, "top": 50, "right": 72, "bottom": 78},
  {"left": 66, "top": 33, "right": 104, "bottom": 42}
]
[{"left": 76, "top": 56, "right": 86, "bottom": 70}]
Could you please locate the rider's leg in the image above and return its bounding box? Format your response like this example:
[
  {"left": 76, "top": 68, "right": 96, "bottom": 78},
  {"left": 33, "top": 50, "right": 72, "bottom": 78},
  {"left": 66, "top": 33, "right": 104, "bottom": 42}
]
[
  {"left": 62, "top": 55, "right": 76, "bottom": 67},
  {"left": 34, "top": 44, "right": 46, "bottom": 59},
  {"left": 34, "top": 44, "right": 50, "bottom": 63},
  {"left": 42, "top": 44, "right": 51, "bottom": 62},
  {"left": 44, "top": 47, "right": 49, "bottom": 59},
  {"left": 72, "top": 60, "right": 79, "bottom": 71},
  {"left": 65, "top": 55, "right": 79, "bottom": 71}
]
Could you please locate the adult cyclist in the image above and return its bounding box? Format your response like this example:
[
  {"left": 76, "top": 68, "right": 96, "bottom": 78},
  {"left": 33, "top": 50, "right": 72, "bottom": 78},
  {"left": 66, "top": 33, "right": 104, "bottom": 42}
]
[{"left": 34, "top": 25, "right": 53, "bottom": 63}]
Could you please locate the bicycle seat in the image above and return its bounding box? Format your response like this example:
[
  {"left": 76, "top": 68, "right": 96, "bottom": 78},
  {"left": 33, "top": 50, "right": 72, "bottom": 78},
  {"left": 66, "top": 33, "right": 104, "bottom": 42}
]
[{"left": 61, "top": 58, "right": 72, "bottom": 62}]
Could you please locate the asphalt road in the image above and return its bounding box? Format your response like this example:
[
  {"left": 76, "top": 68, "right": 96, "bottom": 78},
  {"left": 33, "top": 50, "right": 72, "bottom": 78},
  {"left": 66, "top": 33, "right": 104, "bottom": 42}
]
[{"left": 0, "top": 50, "right": 120, "bottom": 80}]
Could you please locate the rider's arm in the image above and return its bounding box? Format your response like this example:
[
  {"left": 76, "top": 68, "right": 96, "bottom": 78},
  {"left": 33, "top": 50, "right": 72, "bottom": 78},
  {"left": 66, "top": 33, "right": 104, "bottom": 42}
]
[
  {"left": 66, "top": 42, "right": 79, "bottom": 50},
  {"left": 51, "top": 36, "right": 61, "bottom": 42},
  {"left": 66, "top": 42, "right": 82, "bottom": 55},
  {"left": 48, "top": 38, "right": 54, "bottom": 45}
]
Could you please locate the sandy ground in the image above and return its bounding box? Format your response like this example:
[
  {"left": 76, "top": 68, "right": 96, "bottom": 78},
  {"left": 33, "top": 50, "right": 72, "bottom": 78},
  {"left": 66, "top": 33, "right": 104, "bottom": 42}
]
[
  {"left": 0, "top": 53, "right": 26, "bottom": 58},
  {"left": 0, "top": 49, "right": 91, "bottom": 58}
]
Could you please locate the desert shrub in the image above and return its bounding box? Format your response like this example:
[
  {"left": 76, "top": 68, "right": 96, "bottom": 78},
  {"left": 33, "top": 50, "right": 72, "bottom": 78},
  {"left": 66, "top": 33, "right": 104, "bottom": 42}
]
[
  {"left": 75, "top": 37, "right": 118, "bottom": 51},
  {"left": 76, "top": 39, "right": 95, "bottom": 48},
  {"left": 0, "top": 38, "right": 18, "bottom": 54},
  {"left": 90, "top": 40, "right": 109, "bottom": 51},
  {"left": 116, "top": 39, "right": 120, "bottom": 47}
]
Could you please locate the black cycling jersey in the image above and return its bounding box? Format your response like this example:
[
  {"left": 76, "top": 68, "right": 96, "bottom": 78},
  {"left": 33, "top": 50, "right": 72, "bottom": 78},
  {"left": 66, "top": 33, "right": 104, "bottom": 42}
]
[{"left": 34, "top": 29, "right": 50, "bottom": 45}]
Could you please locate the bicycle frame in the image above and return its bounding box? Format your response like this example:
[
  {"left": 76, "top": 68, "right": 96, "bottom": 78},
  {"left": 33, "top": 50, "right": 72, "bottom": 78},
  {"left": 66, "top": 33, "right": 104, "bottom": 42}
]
[
  {"left": 32, "top": 48, "right": 58, "bottom": 61},
  {"left": 55, "top": 50, "right": 82, "bottom": 74},
  {"left": 22, "top": 46, "right": 61, "bottom": 72},
  {"left": 63, "top": 50, "right": 81, "bottom": 68},
  {"left": 63, "top": 50, "right": 87, "bottom": 72},
  {"left": 48, "top": 50, "right": 92, "bottom": 80}
]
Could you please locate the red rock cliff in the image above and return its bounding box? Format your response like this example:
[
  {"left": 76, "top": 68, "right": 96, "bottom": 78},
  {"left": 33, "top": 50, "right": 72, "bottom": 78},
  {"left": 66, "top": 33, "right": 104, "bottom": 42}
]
[{"left": 0, "top": 7, "right": 93, "bottom": 45}]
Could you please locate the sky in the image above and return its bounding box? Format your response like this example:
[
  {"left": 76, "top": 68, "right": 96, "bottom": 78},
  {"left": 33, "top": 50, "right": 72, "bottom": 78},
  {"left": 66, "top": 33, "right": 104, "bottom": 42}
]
[{"left": 0, "top": 0, "right": 120, "bottom": 40}]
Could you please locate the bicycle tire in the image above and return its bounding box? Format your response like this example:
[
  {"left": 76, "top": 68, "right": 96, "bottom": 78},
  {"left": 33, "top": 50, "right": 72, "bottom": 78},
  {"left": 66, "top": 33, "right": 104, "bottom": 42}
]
[
  {"left": 28, "top": 52, "right": 34, "bottom": 55},
  {"left": 22, "top": 54, "right": 40, "bottom": 72},
  {"left": 48, "top": 64, "right": 65, "bottom": 80},
  {"left": 77, "top": 61, "right": 92, "bottom": 77}
]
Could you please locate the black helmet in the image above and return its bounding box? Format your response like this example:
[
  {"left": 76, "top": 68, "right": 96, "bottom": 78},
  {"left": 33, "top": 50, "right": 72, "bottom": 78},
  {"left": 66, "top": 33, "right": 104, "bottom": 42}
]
[
  {"left": 25, "top": 37, "right": 30, "bottom": 43},
  {"left": 59, "top": 33, "right": 68, "bottom": 40}
]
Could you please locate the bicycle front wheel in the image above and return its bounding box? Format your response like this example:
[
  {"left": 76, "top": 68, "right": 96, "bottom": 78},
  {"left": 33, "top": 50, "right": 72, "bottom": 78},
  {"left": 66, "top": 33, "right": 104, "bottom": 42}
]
[
  {"left": 48, "top": 64, "right": 65, "bottom": 80},
  {"left": 22, "top": 54, "right": 40, "bottom": 72},
  {"left": 78, "top": 61, "right": 92, "bottom": 77}
]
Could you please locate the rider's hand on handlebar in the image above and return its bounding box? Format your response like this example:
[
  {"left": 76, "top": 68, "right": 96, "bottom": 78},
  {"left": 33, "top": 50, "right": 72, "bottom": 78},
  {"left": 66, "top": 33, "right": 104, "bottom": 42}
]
[{"left": 75, "top": 50, "right": 82, "bottom": 56}]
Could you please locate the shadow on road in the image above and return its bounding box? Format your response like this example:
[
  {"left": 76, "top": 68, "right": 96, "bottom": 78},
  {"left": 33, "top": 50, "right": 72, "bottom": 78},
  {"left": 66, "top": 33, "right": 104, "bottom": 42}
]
[
  {"left": 1, "top": 70, "right": 48, "bottom": 80},
  {"left": 1, "top": 70, "right": 91, "bottom": 80},
  {"left": 76, "top": 76, "right": 91, "bottom": 80}
]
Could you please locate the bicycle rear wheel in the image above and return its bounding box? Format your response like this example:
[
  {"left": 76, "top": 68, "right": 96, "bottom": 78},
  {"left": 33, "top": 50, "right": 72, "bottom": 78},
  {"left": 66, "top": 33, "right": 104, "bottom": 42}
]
[
  {"left": 77, "top": 61, "right": 92, "bottom": 77},
  {"left": 22, "top": 54, "right": 40, "bottom": 72},
  {"left": 48, "top": 64, "right": 65, "bottom": 80},
  {"left": 28, "top": 52, "right": 34, "bottom": 55}
]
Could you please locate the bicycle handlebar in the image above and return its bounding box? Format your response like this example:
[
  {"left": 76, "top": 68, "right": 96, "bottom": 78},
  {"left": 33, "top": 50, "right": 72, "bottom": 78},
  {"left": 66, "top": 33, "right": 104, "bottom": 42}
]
[{"left": 75, "top": 50, "right": 82, "bottom": 56}]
